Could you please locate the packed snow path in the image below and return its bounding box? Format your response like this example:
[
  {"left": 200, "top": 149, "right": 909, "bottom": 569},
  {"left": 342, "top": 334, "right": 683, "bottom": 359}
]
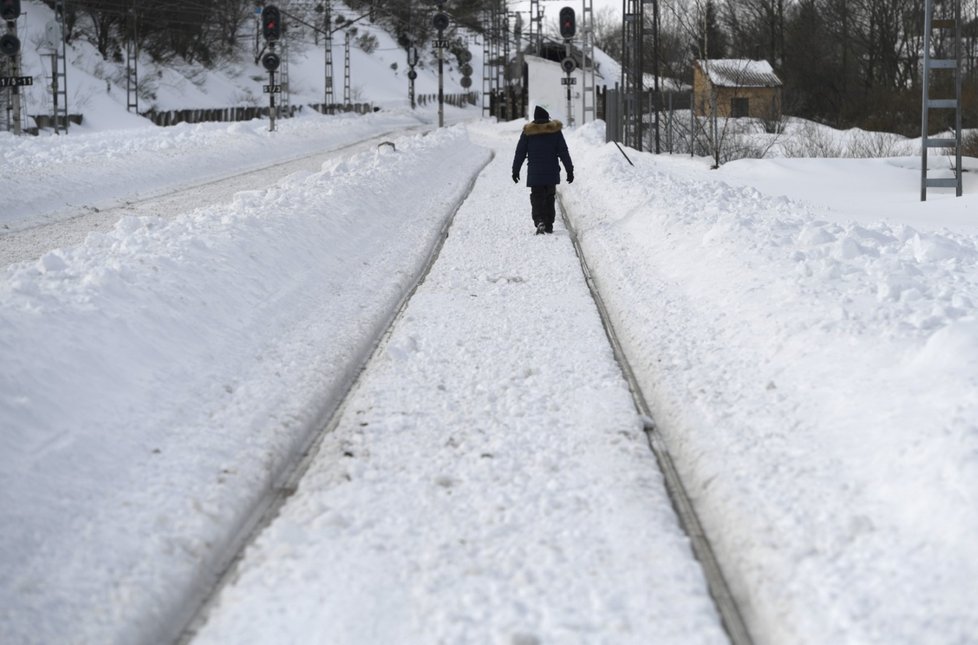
[{"left": 185, "top": 125, "right": 729, "bottom": 644}]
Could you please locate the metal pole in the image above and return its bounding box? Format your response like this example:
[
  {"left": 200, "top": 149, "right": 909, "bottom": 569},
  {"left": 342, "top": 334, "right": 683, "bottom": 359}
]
[
  {"left": 268, "top": 45, "right": 277, "bottom": 132},
  {"left": 2, "top": 55, "right": 8, "bottom": 133},
  {"left": 324, "top": 1, "right": 333, "bottom": 109},
  {"left": 565, "top": 41, "right": 573, "bottom": 126},
  {"left": 50, "top": 53, "right": 59, "bottom": 134},
  {"left": 11, "top": 84, "right": 20, "bottom": 135},
  {"left": 955, "top": 0, "right": 963, "bottom": 197},
  {"left": 711, "top": 89, "right": 718, "bottom": 163},
  {"left": 408, "top": 47, "right": 417, "bottom": 110},
  {"left": 58, "top": 0, "right": 69, "bottom": 132},
  {"left": 652, "top": 0, "right": 661, "bottom": 153},
  {"left": 632, "top": 0, "right": 645, "bottom": 152},
  {"left": 12, "top": 52, "right": 22, "bottom": 135},
  {"left": 567, "top": 74, "right": 573, "bottom": 125},
  {"left": 664, "top": 92, "right": 669, "bottom": 152},
  {"left": 438, "top": 30, "right": 444, "bottom": 127},
  {"left": 126, "top": 0, "right": 138, "bottom": 114},
  {"left": 921, "top": 0, "right": 932, "bottom": 201}
]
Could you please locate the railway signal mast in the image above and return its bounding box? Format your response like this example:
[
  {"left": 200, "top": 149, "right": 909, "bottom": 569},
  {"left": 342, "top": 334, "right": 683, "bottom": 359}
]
[
  {"left": 559, "top": 7, "right": 576, "bottom": 126},
  {"left": 1, "top": 0, "right": 24, "bottom": 135},
  {"left": 261, "top": 5, "right": 282, "bottom": 132},
  {"left": 432, "top": 2, "right": 450, "bottom": 127}
]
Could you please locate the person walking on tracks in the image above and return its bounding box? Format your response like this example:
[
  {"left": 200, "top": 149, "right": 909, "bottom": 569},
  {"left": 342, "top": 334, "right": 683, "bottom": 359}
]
[{"left": 512, "top": 105, "right": 574, "bottom": 235}]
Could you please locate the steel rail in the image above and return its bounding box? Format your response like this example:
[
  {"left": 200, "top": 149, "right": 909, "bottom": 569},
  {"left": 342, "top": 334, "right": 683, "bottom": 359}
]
[
  {"left": 557, "top": 194, "right": 754, "bottom": 645},
  {"left": 0, "top": 126, "right": 435, "bottom": 267},
  {"left": 174, "top": 152, "right": 494, "bottom": 645}
]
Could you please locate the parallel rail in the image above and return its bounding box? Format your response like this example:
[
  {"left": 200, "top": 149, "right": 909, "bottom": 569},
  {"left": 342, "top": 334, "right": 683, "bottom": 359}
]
[
  {"left": 1, "top": 127, "right": 433, "bottom": 267},
  {"left": 557, "top": 194, "right": 754, "bottom": 645},
  {"left": 176, "top": 163, "right": 746, "bottom": 644},
  {"left": 174, "top": 153, "right": 493, "bottom": 645}
]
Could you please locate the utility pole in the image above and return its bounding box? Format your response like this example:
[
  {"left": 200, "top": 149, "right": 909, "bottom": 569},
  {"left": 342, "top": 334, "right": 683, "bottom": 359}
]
[
  {"left": 322, "top": 1, "right": 333, "bottom": 109},
  {"left": 482, "top": 6, "right": 492, "bottom": 117},
  {"left": 621, "top": 0, "right": 643, "bottom": 149},
  {"left": 343, "top": 29, "right": 351, "bottom": 105},
  {"left": 43, "top": 17, "right": 62, "bottom": 132},
  {"left": 651, "top": 0, "right": 660, "bottom": 152},
  {"left": 55, "top": 0, "right": 68, "bottom": 132},
  {"left": 126, "top": 0, "right": 138, "bottom": 114},
  {"left": 581, "top": 0, "right": 596, "bottom": 126},
  {"left": 530, "top": 0, "right": 542, "bottom": 55}
]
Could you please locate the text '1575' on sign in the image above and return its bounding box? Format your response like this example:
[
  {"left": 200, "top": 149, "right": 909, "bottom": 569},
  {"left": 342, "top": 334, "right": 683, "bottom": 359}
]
[
  {"left": 263, "top": 84, "right": 282, "bottom": 93},
  {"left": 561, "top": 77, "right": 577, "bottom": 85},
  {"left": 0, "top": 76, "right": 33, "bottom": 87}
]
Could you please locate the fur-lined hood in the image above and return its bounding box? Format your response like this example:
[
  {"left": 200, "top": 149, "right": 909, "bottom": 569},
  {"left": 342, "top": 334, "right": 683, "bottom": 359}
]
[{"left": 522, "top": 120, "right": 563, "bottom": 136}]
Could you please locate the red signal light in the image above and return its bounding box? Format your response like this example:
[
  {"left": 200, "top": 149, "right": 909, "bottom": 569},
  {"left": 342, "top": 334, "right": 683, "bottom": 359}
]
[
  {"left": 559, "top": 7, "right": 576, "bottom": 39},
  {"left": 261, "top": 6, "right": 282, "bottom": 41}
]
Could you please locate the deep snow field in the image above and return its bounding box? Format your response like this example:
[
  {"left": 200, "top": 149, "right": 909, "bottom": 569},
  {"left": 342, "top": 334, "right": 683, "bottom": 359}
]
[
  {"left": 2, "top": 1, "right": 978, "bottom": 641},
  {"left": 2, "top": 109, "right": 978, "bottom": 644}
]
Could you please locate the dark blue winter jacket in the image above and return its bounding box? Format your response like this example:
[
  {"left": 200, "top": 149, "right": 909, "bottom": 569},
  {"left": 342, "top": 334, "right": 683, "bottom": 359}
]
[{"left": 512, "top": 120, "right": 574, "bottom": 187}]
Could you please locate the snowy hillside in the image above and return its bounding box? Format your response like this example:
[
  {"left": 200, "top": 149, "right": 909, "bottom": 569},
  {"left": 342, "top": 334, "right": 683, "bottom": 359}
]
[{"left": 11, "top": 0, "right": 480, "bottom": 130}]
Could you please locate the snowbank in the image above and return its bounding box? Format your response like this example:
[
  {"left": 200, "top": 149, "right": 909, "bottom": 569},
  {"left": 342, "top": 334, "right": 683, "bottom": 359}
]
[
  {"left": 0, "top": 125, "right": 490, "bottom": 645},
  {"left": 562, "top": 121, "right": 978, "bottom": 644}
]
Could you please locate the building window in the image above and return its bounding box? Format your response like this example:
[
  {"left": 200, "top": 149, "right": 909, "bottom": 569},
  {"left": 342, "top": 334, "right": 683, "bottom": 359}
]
[{"left": 730, "top": 97, "right": 749, "bottom": 118}]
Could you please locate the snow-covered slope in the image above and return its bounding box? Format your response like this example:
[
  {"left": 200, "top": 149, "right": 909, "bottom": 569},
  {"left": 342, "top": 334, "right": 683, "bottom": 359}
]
[{"left": 11, "top": 0, "right": 479, "bottom": 131}]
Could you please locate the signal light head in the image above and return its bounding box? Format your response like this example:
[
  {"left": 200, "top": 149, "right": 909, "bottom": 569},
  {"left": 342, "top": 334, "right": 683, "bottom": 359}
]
[
  {"left": 1, "top": 0, "right": 22, "bottom": 22},
  {"left": 0, "top": 33, "right": 20, "bottom": 57},
  {"left": 261, "top": 5, "right": 282, "bottom": 42},
  {"left": 262, "top": 52, "right": 281, "bottom": 72},
  {"left": 559, "top": 7, "right": 576, "bottom": 39},
  {"left": 432, "top": 12, "right": 449, "bottom": 32}
]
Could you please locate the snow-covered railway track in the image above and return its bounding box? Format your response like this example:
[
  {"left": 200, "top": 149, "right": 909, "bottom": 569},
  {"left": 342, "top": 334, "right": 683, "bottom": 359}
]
[
  {"left": 174, "top": 152, "right": 493, "bottom": 645},
  {"left": 558, "top": 195, "right": 753, "bottom": 645},
  {"left": 0, "top": 127, "right": 431, "bottom": 267},
  {"left": 170, "top": 125, "right": 737, "bottom": 644}
]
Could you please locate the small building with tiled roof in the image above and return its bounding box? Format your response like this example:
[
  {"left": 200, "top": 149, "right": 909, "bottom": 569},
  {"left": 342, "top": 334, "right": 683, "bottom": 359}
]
[{"left": 693, "top": 59, "right": 783, "bottom": 121}]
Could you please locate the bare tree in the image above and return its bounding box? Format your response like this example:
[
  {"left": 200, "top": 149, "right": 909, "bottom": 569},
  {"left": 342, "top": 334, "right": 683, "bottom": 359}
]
[
  {"left": 592, "top": 7, "right": 622, "bottom": 62},
  {"left": 721, "top": 0, "right": 785, "bottom": 66}
]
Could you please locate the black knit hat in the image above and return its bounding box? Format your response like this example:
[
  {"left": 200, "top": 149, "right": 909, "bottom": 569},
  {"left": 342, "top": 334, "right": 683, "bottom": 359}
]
[{"left": 533, "top": 105, "right": 550, "bottom": 123}]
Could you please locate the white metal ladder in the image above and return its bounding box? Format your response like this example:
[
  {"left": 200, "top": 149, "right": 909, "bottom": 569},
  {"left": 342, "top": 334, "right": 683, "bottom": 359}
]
[{"left": 920, "top": 0, "right": 962, "bottom": 200}]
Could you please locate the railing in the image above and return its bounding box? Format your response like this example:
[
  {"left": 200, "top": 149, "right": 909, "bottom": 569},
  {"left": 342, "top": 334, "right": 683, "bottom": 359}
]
[
  {"left": 25, "top": 96, "right": 484, "bottom": 134},
  {"left": 141, "top": 105, "right": 304, "bottom": 127}
]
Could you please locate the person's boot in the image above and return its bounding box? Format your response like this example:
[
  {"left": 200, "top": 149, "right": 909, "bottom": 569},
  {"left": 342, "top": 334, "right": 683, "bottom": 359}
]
[{"left": 536, "top": 222, "right": 546, "bottom": 235}]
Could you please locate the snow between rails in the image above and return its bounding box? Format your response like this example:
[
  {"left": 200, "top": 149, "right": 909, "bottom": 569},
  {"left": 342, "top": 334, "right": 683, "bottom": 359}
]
[{"left": 559, "top": 121, "right": 978, "bottom": 644}]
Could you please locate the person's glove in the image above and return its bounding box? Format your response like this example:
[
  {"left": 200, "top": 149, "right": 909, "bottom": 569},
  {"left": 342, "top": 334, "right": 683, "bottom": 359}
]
[
  {"left": 512, "top": 172, "right": 519, "bottom": 184},
  {"left": 566, "top": 172, "right": 574, "bottom": 184}
]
